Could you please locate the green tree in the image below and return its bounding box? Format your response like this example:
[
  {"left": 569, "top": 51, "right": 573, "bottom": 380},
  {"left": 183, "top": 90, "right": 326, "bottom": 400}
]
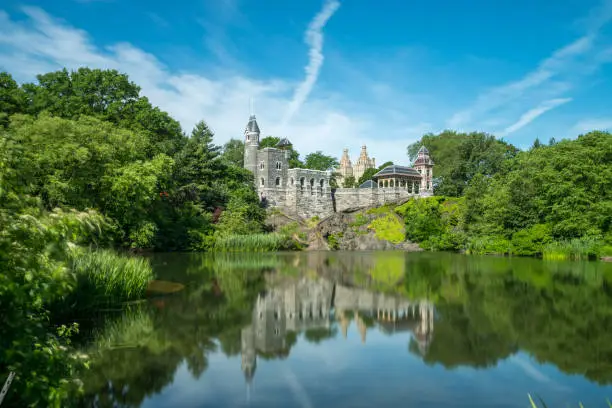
[
  {"left": 0, "top": 72, "right": 25, "bottom": 126},
  {"left": 304, "top": 151, "right": 339, "bottom": 171},
  {"left": 222, "top": 138, "right": 244, "bottom": 167},
  {"left": 407, "top": 131, "right": 518, "bottom": 196},
  {"left": 343, "top": 175, "right": 356, "bottom": 188}
]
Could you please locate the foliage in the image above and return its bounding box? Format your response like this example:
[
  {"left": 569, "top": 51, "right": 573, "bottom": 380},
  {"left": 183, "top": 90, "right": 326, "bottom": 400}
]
[
  {"left": 396, "top": 197, "right": 465, "bottom": 251},
  {"left": 327, "top": 232, "right": 343, "bottom": 250},
  {"left": 342, "top": 175, "right": 356, "bottom": 188},
  {"left": 1, "top": 68, "right": 266, "bottom": 251},
  {"left": 66, "top": 248, "right": 154, "bottom": 311},
  {"left": 401, "top": 131, "right": 612, "bottom": 259},
  {"left": 303, "top": 150, "right": 339, "bottom": 171},
  {"left": 407, "top": 131, "right": 518, "bottom": 196},
  {"left": 222, "top": 138, "right": 244, "bottom": 167},
  {"left": 367, "top": 211, "right": 405, "bottom": 244},
  {"left": 214, "top": 233, "right": 299, "bottom": 252}
]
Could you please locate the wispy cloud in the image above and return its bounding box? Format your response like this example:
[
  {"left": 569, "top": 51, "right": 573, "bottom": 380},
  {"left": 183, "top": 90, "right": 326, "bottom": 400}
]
[
  {"left": 281, "top": 0, "right": 341, "bottom": 127},
  {"left": 498, "top": 98, "right": 572, "bottom": 137},
  {"left": 448, "top": 0, "right": 612, "bottom": 135}
]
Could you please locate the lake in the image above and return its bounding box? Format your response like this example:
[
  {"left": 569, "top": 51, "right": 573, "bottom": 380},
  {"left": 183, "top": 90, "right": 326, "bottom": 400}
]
[{"left": 77, "top": 251, "right": 612, "bottom": 407}]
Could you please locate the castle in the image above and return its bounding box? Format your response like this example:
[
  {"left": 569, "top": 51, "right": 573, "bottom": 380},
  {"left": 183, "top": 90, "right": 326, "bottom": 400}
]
[{"left": 243, "top": 114, "right": 434, "bottom": 219}]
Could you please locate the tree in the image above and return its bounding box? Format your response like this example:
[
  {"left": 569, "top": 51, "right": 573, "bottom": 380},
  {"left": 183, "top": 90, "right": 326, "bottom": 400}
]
[
  {"left": 342, "top": 175, "right": 356, "bottom": 188},
  {"left": 303, "top": 151, "right": 339, "bottom": 171},
  {"left": 407, "top": 131, "right": 518, "bottom": 196},
  {"left": 0, "top": 72, "right": 25, "bottom": 126},
  {"left": 21, "top": 67, "right": 185, "bottom": 156},
  {"left": 222, "top": 138, "right": 244, "bottom": 167},
  {"left": 531, "top": 138, "right": 542, "bottom": 150}
]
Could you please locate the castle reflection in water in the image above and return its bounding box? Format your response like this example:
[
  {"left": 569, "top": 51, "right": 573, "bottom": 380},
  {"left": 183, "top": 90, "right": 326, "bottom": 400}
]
[{"left": 240, "top": 276, "right": 434, "bottom": 383}]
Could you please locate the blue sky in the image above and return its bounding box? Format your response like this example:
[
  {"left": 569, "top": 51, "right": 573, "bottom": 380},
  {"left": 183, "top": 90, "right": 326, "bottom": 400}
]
[
  {"left": 138, "top": 326, "right": 612, "bottom": 408},
  {"left": 1, "top": 0, "right": 612, "bottom": 164}
]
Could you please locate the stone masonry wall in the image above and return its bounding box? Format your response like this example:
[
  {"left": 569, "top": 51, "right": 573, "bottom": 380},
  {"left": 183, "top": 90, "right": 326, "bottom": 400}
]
[{"left": 333, "top": 188, "right": 415, "bottom": 212}]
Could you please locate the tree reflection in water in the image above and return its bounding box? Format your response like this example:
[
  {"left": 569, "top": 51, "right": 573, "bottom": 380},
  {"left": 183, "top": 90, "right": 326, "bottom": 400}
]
[{"left": 74, "top": 252, "right": 612, "bottom": 407}]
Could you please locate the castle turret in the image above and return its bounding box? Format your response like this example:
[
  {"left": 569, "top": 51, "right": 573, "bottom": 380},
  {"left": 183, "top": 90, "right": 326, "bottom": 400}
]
[
  {"left": 244, "top": 115, "right": 260, "bottom": 176},
  {"left": 413, "top": 145, "right": 434, "bottom": 195}
]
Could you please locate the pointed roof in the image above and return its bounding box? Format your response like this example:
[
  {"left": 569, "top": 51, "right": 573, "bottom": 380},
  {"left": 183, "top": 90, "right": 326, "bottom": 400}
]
[
  {"left": 246, "top": 115, "right": 260, "bottom": 133},
  {"left": 417, "top": 145, "right": 429, "bottom": 154},
  {"left": 276, "top": 137, "right": 292, "bottom": 147}
]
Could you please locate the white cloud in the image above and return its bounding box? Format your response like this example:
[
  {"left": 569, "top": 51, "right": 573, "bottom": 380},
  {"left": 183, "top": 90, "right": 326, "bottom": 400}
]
[
  {"left": 281, "top": 0, "right": 341, "bottom": 128},
  {"left": 498, "top": 98, "right": 572, "bottom": 137},
  {"left": 0, "top": 5, "right": 419, "bottom": 164}
]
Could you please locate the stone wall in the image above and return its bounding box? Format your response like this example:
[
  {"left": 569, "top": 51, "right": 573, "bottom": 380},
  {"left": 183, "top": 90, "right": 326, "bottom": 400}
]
[{"left": 333, "top": 187, "right": 415, "bottom": 212}]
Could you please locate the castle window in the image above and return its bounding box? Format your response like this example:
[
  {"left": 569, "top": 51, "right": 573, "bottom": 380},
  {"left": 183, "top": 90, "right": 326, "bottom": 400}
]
[
  {"left": 300, "top": 177, "right": 305, "bottom": 187},
  {"left": 291, "top": 178, "right": 294, "bottom": 186},
  {"left": 260, "top": 178, "right": 265, "bottom": 186},
  {"left": 275, "top": 177, "right": 281, "bottom": 186},
  {"left": 274, "top": 327, "right": 280, "bottom": 336},
  {"left": 276, "top": 162, "right": 281, "bottom": 170},
  {"left": 310, "top": 179, "right": 314, "bottom": 187},
  {"left": 320, "top": 179, "right": 324, "bottom": 187},
  {"left": 260, "top": 161, "right": 265, "bottom": 170}
]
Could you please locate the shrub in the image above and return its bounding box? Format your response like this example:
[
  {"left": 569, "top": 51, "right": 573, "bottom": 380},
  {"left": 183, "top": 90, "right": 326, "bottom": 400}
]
[
  {"left": 510, "top": 224, "right": 553, "bottom": 256},
  {"left": 368, "top": 213, "right": 405, "bottom": 244}
]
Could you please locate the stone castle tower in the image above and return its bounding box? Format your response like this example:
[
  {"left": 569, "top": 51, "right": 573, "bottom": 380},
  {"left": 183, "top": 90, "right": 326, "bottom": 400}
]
[
  {"left": 413, "top": 146, "right": 434, "bottom": 192},
  {"left": 244, "top": 115, "right": 260, "bottom": 175}
]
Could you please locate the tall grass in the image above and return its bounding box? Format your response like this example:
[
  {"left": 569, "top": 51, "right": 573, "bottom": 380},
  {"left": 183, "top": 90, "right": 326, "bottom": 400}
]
[
  {"left": 214, "top": 233, "right": 300, "bottom": 252},
  {"left": 67, "top": 248, "right": 154, "bottom": 310},
  {"left": 542, "top": 237, "right": 602, "bottom": 261}
]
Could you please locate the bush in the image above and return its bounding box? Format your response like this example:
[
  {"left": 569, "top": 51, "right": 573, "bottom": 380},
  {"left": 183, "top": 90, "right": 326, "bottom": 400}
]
[
  {"left": 510, "top": 224, "right": 553, "bottom": 256},
  {"left": 368, "top": 213, "right": 405, "bottom": 244}
]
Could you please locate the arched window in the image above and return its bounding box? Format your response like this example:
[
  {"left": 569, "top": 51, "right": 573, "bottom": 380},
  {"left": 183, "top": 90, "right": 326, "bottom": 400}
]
[
  {"left": 300, "top": 177, "right": 305, "bottom": 187},
  {"left": 310, "top": 179, "right": 315, "bottom": 187},
  {"left": 320, "top": 179, "right": 324, "bottom": 187},
  {"left": 260, "top": 178, "right": 265, "bottom": 186},
  {"left": 260, "top": 161, "right": 265, "bottom": 170},
  {"left": 275, "top": 177, "right": 281, "bottom": 186},
  {"left": 276, "top": 162, "right": 281, "bottom": 170},
  {"left": 291, "top": 178, "right": 295, "bottom": 186}
]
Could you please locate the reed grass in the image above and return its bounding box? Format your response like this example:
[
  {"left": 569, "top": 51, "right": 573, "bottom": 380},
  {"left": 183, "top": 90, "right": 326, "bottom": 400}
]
[
  {"left": 214, "top": 233, "right": 299, "bottom": 252},
  {"left": 68, "top": 248, "right": 154, "bottom": 310},
  {"left": 542, "top": 237, "right": 601, "bottom": 261}
]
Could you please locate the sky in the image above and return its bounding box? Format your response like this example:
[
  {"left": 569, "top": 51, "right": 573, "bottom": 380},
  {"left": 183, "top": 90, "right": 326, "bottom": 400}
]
[{"left": 1, "top": 0, "right": 612, "bottom": 164}]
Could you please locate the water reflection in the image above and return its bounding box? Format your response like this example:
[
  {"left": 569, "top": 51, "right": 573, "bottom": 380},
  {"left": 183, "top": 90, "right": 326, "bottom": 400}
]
[
  {"left": 76, "top": 251, "right": 612, "bottom": 408},
  {"left": 240, "top": 275, "right": 435, "bottom": 386}
]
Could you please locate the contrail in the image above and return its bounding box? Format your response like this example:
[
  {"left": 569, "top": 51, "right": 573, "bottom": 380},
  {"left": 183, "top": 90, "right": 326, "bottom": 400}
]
[{"left": 281, "top": 0, "right": 340, "bottom": 127}]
